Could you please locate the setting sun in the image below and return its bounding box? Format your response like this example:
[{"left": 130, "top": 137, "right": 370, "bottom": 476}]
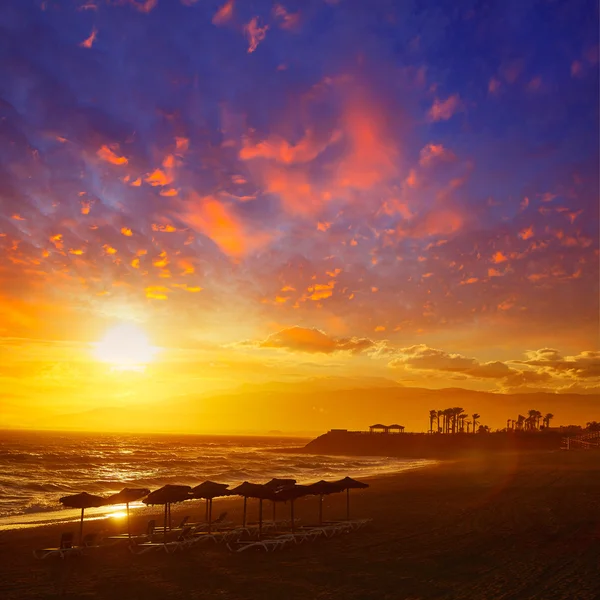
[{"left": 94, "top": 323, "right": 157, "bottom": 368}]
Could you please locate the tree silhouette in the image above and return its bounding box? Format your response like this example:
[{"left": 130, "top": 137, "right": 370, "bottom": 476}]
[
  {"left": 472, "top": 413, "right": 480, "bottom": 433},
  {"left": 516, "top": 415, "right": 525, "bottom": 431},
  {"left": 543, "top": 413, "right": 554, "bottom": 428},
  {"left": 429, "top": 410, "right": 437, "bottom": 434},
  {"left": 586, "top": 421, "right": 600, "bottom": 431}
]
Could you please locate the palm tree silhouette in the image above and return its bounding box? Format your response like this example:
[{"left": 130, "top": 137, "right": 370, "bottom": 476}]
[
  {"left": 527, "top": 409, "right": 541, "bottom": 430},
  {"left": 436, "top": 410, "right": 443, "bottom": 433},
  {"left": 516, "top": 415, "right": 525, "bottom": 431},
  {"left": 472, "top": 413, "right": 480, "bottom": 433},
  {"left": 429, "top": 410, "right": 437, "bottom": 434},
  {"left": 466, "top": 420, "right": 472, "bottom": 433},
  {"left": 542, "top": 413, "right": 554, "bottom": 428}
]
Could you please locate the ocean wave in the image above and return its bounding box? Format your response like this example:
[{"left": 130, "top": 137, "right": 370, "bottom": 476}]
[{"left": 0, "top": 432, "right": 429, "bottom": 524}]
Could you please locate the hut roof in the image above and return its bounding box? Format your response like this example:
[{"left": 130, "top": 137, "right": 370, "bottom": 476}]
[
  {"left": 191, "top": 481, "right": 231, "bottom": 499},
  {"left": 143, "top": 484, "right": 192, "bottom": 506},
  {"left": 104, "top": 488, "right": 150, "bottom": 505},
  {"left": 369, "top": 424, "right": 387, "bottom": 428},
  {"left": 305, "top": 480, "right": 344, "bottom": 495},
  {"left": 59, "top": 492, "right": 106, "bottom": 509},
  {"left": 229, "top": 482, "right": 275, "bottom": 500},
  {"left": 331, "top": 476, "right": 369, "bottom": 490}
]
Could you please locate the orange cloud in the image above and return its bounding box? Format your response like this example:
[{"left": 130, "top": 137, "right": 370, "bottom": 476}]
[
  {"left": 79, "top": 27, "right": 97, "bottom": 48},
  {"left": 244, "top": 17, "right": 269, "bottom": 53},
  {"left": 97, "top": 145, "right": 128, "bottom": 165},
  {"left": 273, "top": 4, "right": 300, "bottom": 30},
  {"left": 145, "top": 169, "right": 173, "bottom": 186},
  {"left": 145, "top": 285, "right": 169, "bottom": 300},
  {"left": 183, "top": 193, "right": 273, "bottom": 257},
  {"left": 213, "top": 0, "right": 234, "bottom": 25},
  {"left": 419, "top": 143, "right": 456, "bottom": 166},
  {"left": 257, "top": 326, "right": 376, "bottom": 354},
  {"left": 519, "top": 226, "right": 534, "bottom": 240},
  {"left": 335, "top": 97, "right": 397, "bottom": 189},
  {"left": 308, "top": 282, "right": 335, "bottom": 301},
  {"left": 240, "top": 129, "right": 340, "bottom": 164},
  {"left": 428, "top": 95, "right": 461, "bottom": 121},
  {"left": 120, "top": 227, "right": 133, "bottom": 236},
  {"left": 491, "top": 251, "right": 508, "bottom": 264},
  {"left": 152, "top": 223, "right": 177, "bottom": 232}
]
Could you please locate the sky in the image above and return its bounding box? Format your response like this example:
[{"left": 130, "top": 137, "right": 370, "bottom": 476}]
[{"left": 0, "top": 0, "right": 599, "bottom": 431}]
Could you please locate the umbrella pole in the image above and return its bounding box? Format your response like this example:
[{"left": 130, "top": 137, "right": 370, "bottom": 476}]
[
  {"left": 208, "top": 499, "right": 213, "bottom": 534},
  {"left": 319, "top": 495, "right": 323, "bottom": 526},
  {"left": 272, "top": 500, "right": 276, "bottom": 523},
  {"left": 291, "top": 499, "right": 295, "bottom": 534},
  {"left": 205, "top": 498, "right": 209, "bottom": 523},
  {"left": 79, "top": 508, "right": 84, "bottom": 546},
  {"left": 346, "top": 488, "right": 350, "bottom": 521},
  {"left": 127, "top": 502, "right": 131, "bottom": 538},
  {"left": 259, "top": 499, "right": 263, "bottom": 539},
  {"left": 163, "top": 504, "right": 168, "bottom": 544},
  {"left": 243, "top": 497, "right": 247, "bottom": 528}
]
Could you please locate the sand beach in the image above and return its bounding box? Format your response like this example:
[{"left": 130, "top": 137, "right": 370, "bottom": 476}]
[{"left": 1, "top": 450, "right": 599, "bottom": 600}]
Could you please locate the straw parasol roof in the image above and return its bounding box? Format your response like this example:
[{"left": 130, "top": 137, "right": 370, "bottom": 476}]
[
  {"left": 143, "top": 485, "right": 192, "bottom": 543},
  {"left": 331, "top": 477, "right": 369, "bottom": 520},
  {"left": 229, "top": 482, "right": 275, "bottom": 534},
  {"left": 305, "top": 480, "right": 344, "bottom": 525},
  {"left": 273, "top": 484, "right": 310, "bottom": 533},
  {"left": 59, "top": 492, "right": 106, "bottom": 545},
  {"left": 191, "top": 481, "right": 231, "bottom": 533}
]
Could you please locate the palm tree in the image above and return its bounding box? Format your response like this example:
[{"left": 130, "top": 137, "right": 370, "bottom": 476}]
[
  {"left": 458, "top": 413, "right": 468, "bottom": 432},
  {"left": 452, "top": 408, "right": 464, "bottom": 434},
  {"left": 466, "top": 420, "right": 472, "bottom": 433},
  {"left": 543, "top": 413, "right": 554, "bottom": 429},
  {"left": 516, "top": 415, "right": 525, "bottom": 431},
  {"left": 436, "top": 410, "right": 443, "bottom": 433},
  {"left": 429, "top": 410, "right": 437, "bottom": 434},
  {"left": 443, "top": 409, "right": 452, "bottom": 433},
  {"left": 472, "top": 413, "right": 480, "bottom": 433},
  {"left": 527, "top": 409, "right": 540, "bottom": 430}
]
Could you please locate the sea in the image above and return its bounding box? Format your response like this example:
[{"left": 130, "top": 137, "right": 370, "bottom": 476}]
[{"left": 0, "top": 430, "right": 435, "bottom": 530}]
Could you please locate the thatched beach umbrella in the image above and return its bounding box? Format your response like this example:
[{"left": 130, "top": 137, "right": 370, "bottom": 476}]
[
  {"left": 332, "top": 477, "right": 369, "bottom": 520},
  {"left": 104, "top": 487, "right": 150, "bottom": 538},
  {"left": 59, "top": 492, "right": 106, "bottom": 546},
  {"left": 264, "top": 478, "right": 296, "bottom": 521},
  {"left": 191, "top": 481, "right": 231, "bottom": 533},
  {"left": 306, "top": 480, "right": 344, "bottom": 525},
  {"left": 273, "top": 484, "right": 310, "bottom": 533},
  {"left": 229, "top": 482, "right": 275, "bottom": 537},
  {"left": 143, "top": 484, "right": 192, "bottom": 543}
]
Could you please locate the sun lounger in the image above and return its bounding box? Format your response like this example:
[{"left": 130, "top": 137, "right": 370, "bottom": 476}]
[
  {"left": 155, "top": 515, "right": 190, "bottom": 533},
  {"left": 33, "top": 532, "right": 79, "bottom": 559},
  {"left": 130, "top": 526, "right": 195, "bottom": 554}
]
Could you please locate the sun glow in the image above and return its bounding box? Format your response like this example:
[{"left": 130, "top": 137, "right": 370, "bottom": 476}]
[{"left": 94, "top": 323, "right": 157, "bottom": 369}]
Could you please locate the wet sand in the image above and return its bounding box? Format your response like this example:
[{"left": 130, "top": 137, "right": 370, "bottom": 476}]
[{"left": 1, "top": 451, "right": 599, "bottom": 600}]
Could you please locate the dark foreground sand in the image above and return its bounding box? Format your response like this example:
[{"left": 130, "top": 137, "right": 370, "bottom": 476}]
[{"left": 1, "top": 451, "right": 599, "bottom": 600}]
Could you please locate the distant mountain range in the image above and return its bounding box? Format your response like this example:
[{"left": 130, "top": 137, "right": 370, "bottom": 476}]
[{"left": 20, "top": 377, "right": 600, "bottom": 435}]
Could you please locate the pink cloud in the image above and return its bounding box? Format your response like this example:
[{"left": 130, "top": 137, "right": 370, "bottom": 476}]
[{"left": 428, "top": 95, "right": 461, "bottom": 122}]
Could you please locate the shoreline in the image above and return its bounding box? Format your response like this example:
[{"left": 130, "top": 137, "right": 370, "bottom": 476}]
[
  {"left": 0, "top": 454, "right": 438, "bottom": 532},
  {"left": 2, "top": 451, "right": 599, "bottom": 599}
]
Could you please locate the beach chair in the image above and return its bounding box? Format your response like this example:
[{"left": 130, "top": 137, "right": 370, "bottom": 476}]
[
  {"left": 155, "top": 515, "right": 189, "bottom": 533},
  {"left": 130, "top": 526, "right": 195, "bottom": 554},
  {"left": 33, "top": 532, "right": 77, "bottom": 559}
]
